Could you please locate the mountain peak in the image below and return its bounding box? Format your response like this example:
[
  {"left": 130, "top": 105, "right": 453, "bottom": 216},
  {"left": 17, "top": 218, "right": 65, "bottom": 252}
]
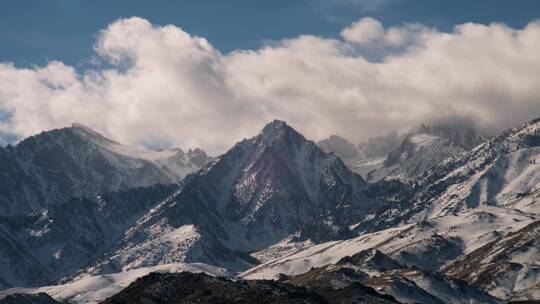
[
  {"left": 412, "top": 123, "right": 485, "bottom": 150},
  {"left": 15, "top": 123, "right": 114, "bottom": 150},
  {"left": 68, "top": 123, "right": 118, "bottom": 147},
  {"left": 260, "top": 119, "right": 289, "bottom": 133},
  {"left": 257, "top": 119, "right": 303, "bottom": 145}
]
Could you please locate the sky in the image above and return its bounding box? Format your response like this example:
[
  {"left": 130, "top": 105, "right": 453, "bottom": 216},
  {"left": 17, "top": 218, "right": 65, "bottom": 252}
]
[
  {"left": 2, "top": 0, "right": 539, "bottom": 67},
  {"left": 1, "top": 0, "right": 540, "bottom": 153}
]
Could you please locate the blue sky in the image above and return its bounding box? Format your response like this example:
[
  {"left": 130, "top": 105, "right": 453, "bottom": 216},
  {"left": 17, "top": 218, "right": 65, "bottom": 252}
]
[{"left": 1, "top": 0, "right": 540, "bottom": 68}]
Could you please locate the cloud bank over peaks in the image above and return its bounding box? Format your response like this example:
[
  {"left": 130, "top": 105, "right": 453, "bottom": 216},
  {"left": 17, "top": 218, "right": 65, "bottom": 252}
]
[{"left": 1, "top": 17, "right": 540, "bottom": 154}]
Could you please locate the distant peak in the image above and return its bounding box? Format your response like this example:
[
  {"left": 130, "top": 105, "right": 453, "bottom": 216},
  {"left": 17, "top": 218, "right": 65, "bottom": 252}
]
[
  {"left": 320, "top": 134, "right": 354, "bottom": 145},
  {"left": 328, "top": 134, "right": 346, "bottom": 140},
  {"left": 317, "top": 134, "right": 359, "bottom": 159}
]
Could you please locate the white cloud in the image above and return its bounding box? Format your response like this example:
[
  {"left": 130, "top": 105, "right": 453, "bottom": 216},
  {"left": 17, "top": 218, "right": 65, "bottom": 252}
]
[
  {"left": 340, "top": 17, "right": 386, "bottom": 44},
  {"left": 1, "top": 17, "right": 540, "bottom": 154},
  {"left": 340, "top": 17, "right": 434, "bottom": 48}
]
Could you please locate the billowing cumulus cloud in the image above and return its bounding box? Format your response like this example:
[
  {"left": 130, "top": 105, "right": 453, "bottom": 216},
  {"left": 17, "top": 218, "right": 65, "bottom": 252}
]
[{"left": 1, "top": 17, "right": 540, "bottom": 154}]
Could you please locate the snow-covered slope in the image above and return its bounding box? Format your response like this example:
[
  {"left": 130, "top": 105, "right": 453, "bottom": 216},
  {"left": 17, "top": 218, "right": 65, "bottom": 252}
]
[
  {"left": 286, "top": 249, "right": 500, "bottom": 304},
  {"left": 0, "top": 184, "right": 178, "bottom": 290},
  {"left": 444, "top": 219, "right": 540, "bottom": 301},
  {"left": 0, "top": 124, "right": 210, "bottom": 216},
  {"left": 240, "top": 203, "right": 538, "bottom": 281},
  {"left": 240, "top": 205, "right": 537, "bottom": 302},
  {"left": 0, "top": 262, "right": 229, "bottom": 304}
]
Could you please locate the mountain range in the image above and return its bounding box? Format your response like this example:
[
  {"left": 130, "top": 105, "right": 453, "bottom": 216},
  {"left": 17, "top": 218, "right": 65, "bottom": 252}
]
[{"left": 0, "top": 118, "right": 538, "bottom": 303}]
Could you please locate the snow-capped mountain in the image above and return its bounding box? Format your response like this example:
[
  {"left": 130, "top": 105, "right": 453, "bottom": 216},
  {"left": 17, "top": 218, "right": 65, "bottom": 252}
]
[
  {"left": 81, "top": 120, "right": 374, "bottom": 276},
  {"left": 359, "top": 119, "right": 540, "bottom": 300},
  {"left": 0, "top": 118, "right": 539, "bottom": 303},
  {"left": 0, "top": 124, "right": 210, "bottom": 216},
  {"left": 362, "top": 118, "right": 540, "bottom": 231}
]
